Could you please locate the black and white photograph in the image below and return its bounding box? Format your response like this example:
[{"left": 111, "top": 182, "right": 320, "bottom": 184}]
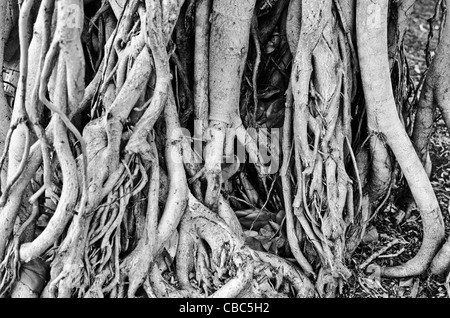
[{"left": 0, "top": 0, "right": 449, "bottom": 305}]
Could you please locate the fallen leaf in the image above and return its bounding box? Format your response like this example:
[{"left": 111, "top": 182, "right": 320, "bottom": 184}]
[{"left": 362, "top": 226, "right": 379, "bottom": 244}]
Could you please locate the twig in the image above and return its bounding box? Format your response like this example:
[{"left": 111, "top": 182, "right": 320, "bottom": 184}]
[
  {"left": 378, "top": 247, "right": 406, "bottom": 259},
  {"left": 345, "top": 136, "right": 362, "bottom": 216},
  {"left": 359, "top": 239, "right": 401, "bottom": 269},
  {"left": 251, "top": 15, "right": 261, "bottom": 127}
]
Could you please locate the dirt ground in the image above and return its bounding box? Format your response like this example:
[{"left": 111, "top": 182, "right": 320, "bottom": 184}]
[{"left": 344, "top": 0, "right": 450, "bottom": 298}]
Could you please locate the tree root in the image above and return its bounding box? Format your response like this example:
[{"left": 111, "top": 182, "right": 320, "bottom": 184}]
[
  {"left": 204, "top": 0, "right": 257, "bottom": 211},
  {"left": 19, "top": 58, "right": 78, "bottom": 263},
  {"left": 0, "top": 0, "right": 447, "bottom": 299},
  {"left": 193, "top": 0, "right": 211, "bottom": 140},
  {"left": 170, "top": 193, "right": 316, "bottom": 298},
  {"left": 119, "top": 141, "right": 159, "bottom": 297},
  {"left": 357, "top": 0, "right": 445, "bottom": 278},
  {"left": 0, "top": 0, "right": 35, "bottom": 260},
  {"left": 286, "top": 0, "right": 354, "bottom": 292}
]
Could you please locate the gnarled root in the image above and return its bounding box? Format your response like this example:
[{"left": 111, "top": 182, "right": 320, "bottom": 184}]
[
  {"left": 413, "top": 0, "right": 450, "bottom": 276},
  {"left": 286, "top": 0, "right": 354, "bottom": 293},
  {"left": 170, "top": 193, "right": 315, "bottom": 298},
  {"left": 357, "top": 0, "right": 445, "bottom": 278},
  {"left": 118, "top": 140, "right": 159, "bottom": 298}
]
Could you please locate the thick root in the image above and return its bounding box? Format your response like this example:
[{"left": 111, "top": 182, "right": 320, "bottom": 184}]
[
  {"left": 170, "top": 193, "right": 316, "bottom": 298},
  {"left": 357, "top": 0, "right": 445, "bottom": 278}
]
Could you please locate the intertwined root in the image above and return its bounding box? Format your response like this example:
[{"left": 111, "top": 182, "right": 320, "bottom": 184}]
[
  {"left": 40, "top": 183, "right": 316, "bottom": 298},
  {"left": 167, "top": 194, "right": 316, "bottom": 298},
  {"left": 283, "top": 0, "right": 356, "bottom": 294},
  {"left": 0, "top": 0, "right": 449, "bottom": 299}
]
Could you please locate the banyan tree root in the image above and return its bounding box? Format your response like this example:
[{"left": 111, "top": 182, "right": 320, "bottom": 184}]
[
  {"left": 204, "top": 0, "right": 256, "bottom": 212},
  {"left": 124, "top": 0, "right": 184, "bottom": 156},
  {"left": 18, "top": 0, "right": 88, "bottom": 262},
  {"left": 0, "top": 0, "right": 14, "bottom": 162},
  {"left": 193, "top": 0, "right": 211, "bottom": 140},
  {"left": 406, "top": 1, "right": 446, "bottom": 220},
  {"left": 413, "top": 0, "right": 450, "bottom": 276},
  {"left": 411, "top": 3, "right": 450, "bottom": 172},
  {"left": 357, "top": 0, "right": 445, "bottom": 278},
  {"left": 0, "top": 0, "right": 88, "bottom": 274},
  {"left": 0, "top": 2, "right": 114, "bottom": 296},
  {"left": 427, "top": 0, "right": 450, "bottom": 275},
  {"left": 0, "top": 0, "right": 35, "bottom": 262},
  {"left": 1, "top": 0, "right": 449, "bottom": 299},
  {"left": 119, "top": 84, "right": 188, "bottom": 298},
  {"left": 38, "top": 0, "right": 186, "bottom": 297},
  {"left": 0, "top": 0, "right": 328, "bottom": 298},
  {"left": 431, "top": 239, "right": 450, "bottom": 275},
  {"left": 117, "top": 139, "right": 160, "bottom": 298},
  {"left": 171, "top": 193, "right": 316, "bottom": 298},
  {"left": 286, "top": 0, "right": 355, "bottom": 295}
]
